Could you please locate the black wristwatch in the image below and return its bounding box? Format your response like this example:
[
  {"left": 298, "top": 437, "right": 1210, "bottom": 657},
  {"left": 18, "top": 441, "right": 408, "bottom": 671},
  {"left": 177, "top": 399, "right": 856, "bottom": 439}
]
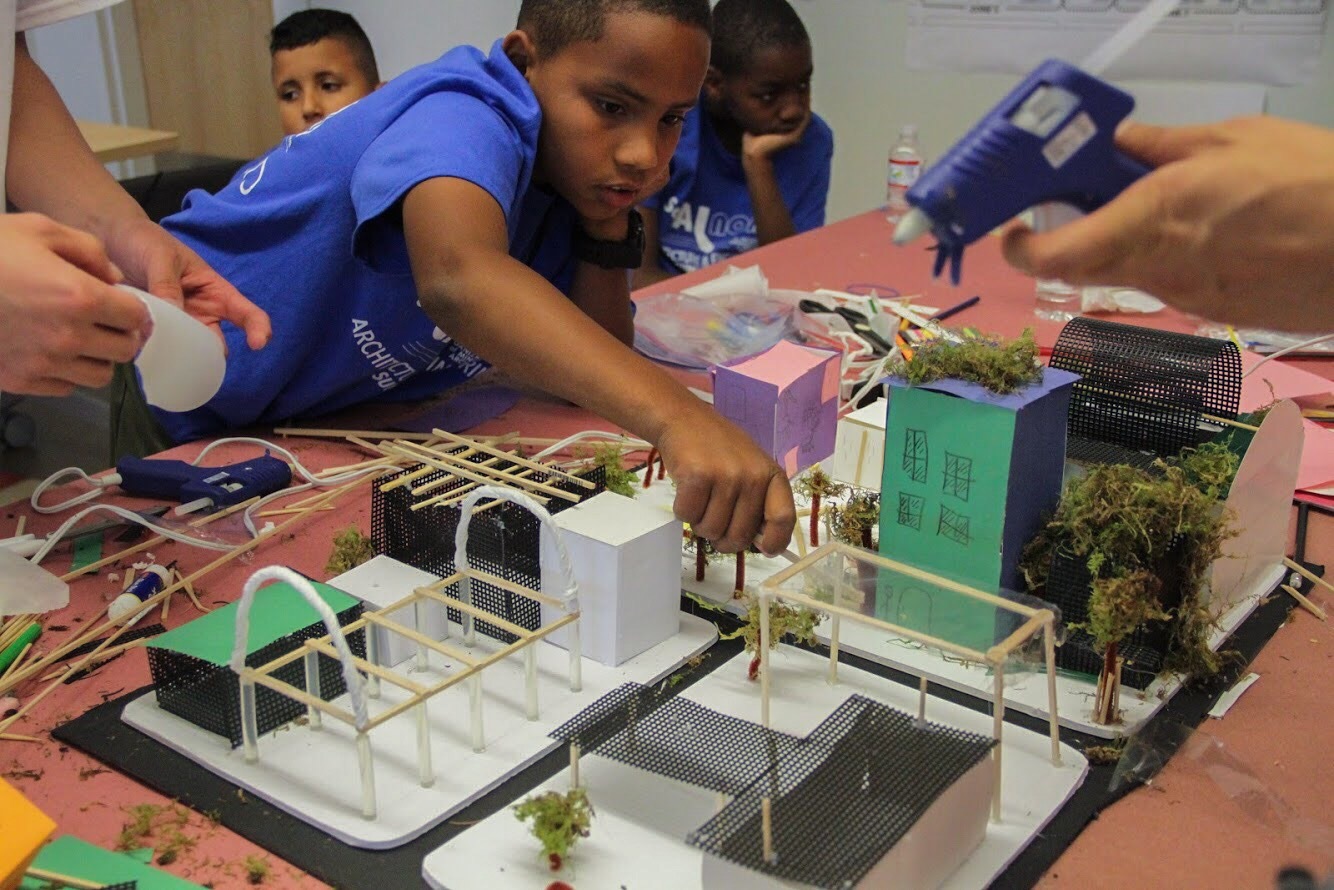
[{"left": 573, "top": 209, "right": 645, "bottom": 270}]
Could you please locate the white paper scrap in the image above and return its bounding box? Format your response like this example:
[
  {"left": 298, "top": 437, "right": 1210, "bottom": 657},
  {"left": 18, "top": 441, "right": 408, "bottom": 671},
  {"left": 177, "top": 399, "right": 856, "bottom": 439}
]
[{"left": 1208, "top": 672, "right": 1260, "bottom": 720}]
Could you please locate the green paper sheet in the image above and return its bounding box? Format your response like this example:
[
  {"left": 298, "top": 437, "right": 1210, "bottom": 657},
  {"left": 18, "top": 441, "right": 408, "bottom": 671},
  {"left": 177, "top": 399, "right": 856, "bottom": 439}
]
[
  {"left": 21, "top": 835, "right": 202, "bottom": 889},
  {"left": 879, "top": 386, "right": 1016, "bottom": 649},
  {"left": 71, "top": 533, "right": 103, "bottom": 571},
  {"left": 147, "top": 579, "right": 359, "bottom": 667}
]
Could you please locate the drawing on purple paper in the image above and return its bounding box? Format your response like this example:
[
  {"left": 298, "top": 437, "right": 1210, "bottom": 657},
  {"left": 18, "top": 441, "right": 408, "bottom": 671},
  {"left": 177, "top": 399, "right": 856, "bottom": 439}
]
[
  {"left": 942, "top": 452, "right": 974, "bottom": 502},
  {"left": 903, "top": 429, "right": 928, "bottom": 484},
  {"left": 897, "top": 492, "right": 925, "bottom": 530},
  {"left": 938, "top": 505, "right": 971, "bottom": 546}
]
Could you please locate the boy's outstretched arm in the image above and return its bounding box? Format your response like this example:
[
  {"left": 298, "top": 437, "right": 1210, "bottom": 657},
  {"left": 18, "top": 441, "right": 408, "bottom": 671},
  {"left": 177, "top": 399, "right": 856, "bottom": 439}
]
[{"left": 404, "top": 176, "right": 796, "bottom": 554}]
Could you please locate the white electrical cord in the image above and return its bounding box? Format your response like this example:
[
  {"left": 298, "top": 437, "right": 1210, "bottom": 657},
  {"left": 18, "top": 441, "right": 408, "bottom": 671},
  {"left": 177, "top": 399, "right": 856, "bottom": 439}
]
[
  {"left": 532, "top": 430, "right": 652, "bottom": 461},
  {"left": 27, "top": 435, "right": 390, "bottom": 563},
  {"left": 1241, "top": 332, "right": 1334, "bottom": 378},
  {"left": 27, "top": 502, "right": 237, "bottom": 566}
]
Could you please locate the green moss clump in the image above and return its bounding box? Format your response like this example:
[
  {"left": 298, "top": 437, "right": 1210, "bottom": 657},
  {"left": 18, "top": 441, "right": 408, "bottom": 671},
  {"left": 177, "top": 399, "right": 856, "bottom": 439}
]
[
  {"left": 326, "top": 526, "right": 375, "bottom": 576},
  {"left": 901, "top": 329, "right": 1042, "bottom": 394},
  {"left": 244, "top": 854, "right": 270, "bottom": 884},
  {"left": 828, "top": 491, "right": 880, "bottom": 549},
  {"left": 513, "top": 787, "right": 594, "bottom": 871},
  {"left": 1021, "top": 445, "right": 1239, "bottom": 681},
  {"left": 592, "top": 442, "right": 637, "bottom": 498},
  {"left": 722, "top": 594, "right": 821, "bottom": 680}
]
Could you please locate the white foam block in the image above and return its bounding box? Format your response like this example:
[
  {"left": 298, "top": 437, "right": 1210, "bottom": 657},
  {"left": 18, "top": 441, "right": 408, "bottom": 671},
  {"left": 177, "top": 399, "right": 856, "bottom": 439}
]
[
  {"left": 830, "top": 400, "right": 887, "bottom": 490},
  {"left": 329, "top": 556, "right": 449, "bottom": 669},
  {"left": 123, "top": 614, "right": 717, "bottom": 849},
  {"left": 541, "top": 491, "right": 683, "bottom": 666},
  {"left": 423, "top": 648, "right": 1087, "bottom": 889}
]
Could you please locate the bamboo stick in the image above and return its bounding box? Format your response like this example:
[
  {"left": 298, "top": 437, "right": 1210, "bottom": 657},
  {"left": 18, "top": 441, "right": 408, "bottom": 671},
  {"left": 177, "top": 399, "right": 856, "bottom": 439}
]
[
  {"left": 0, "top": 473, "right": 377, "bottom": 723},
  {"left": 428, "top": 429, "right": 596, "bottom": 488},
  {"left": 59, "top": 494, "right": 261, "bottom": 583},
  {"left": 387, "top": 441, "right": 578, "bottom": 501},
  {"left": 1281, "top": 584, "right": 1327, "bottom": 622},
  {"left": 761, "top": 797, "right": 775, "bottom": 863},
  {"left": 39, "top": 637, "right": 151, "bottom": 682},
  {"left": 1284, "top": 558, "right": 1334, "bottom": 598},
  {"left": 275, "top": 426, "right": 440, "bottom": 441},
  {"left": 25, "top": 867, "right": 106, "bottom": 889},
  {"left": 1, "top": 644, "right": 33, "bottom": 683},
  {"left": 381, "top": 443, "right": 571, "bottom": 503},
  {"left": 361, "top": 611, "right": 480, "bottom": 666}
]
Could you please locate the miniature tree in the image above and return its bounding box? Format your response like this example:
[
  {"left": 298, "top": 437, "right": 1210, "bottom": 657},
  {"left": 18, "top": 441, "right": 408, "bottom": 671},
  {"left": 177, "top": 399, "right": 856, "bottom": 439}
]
[
  {"left": 721, "top": 593, "right": 821, "bottom": 681},
  {"left": 514, "top": 787, "right": 594, "bottom": 871},
  {"left": 684, "top": 525, "right": 718, "bottom": 583},
  {"left": 829, "top": 491, "right": 880, "bottom": 549},
  {"left": 325, "top": 526, "right": 374, "bottom": 576},
  {"left": 1021, "top": 443, "right": 1238, "bottom": 723},
  {"left": 641, "top": 447, "right": 666, "bottom": 488},
  {"left": 794, "top": 466, "right": 847, "bottom": 547},
  {"left": 591, "top": 442, "right": 637, "bottom": 498}
]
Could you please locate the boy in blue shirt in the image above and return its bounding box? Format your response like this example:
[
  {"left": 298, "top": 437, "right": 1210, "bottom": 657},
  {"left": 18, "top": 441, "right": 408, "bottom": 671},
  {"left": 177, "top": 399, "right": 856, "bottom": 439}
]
[
  {"left": 636, "top": 0, "right": 833, "bottom": 285},
  {"left": 114, "top": 0, "right": 794, "bottom": 556},
  {"left": 270, "top": 8, "right": 382, "bottom": 136}
]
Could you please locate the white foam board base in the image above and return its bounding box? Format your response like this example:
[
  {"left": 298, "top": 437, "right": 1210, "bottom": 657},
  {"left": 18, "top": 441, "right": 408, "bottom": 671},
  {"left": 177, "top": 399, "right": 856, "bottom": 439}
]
[
  {"left": 423, "top": 647, "right": 1088, "bottom": 890},
  {"left": 122, "top": 614, "right": 717, "bottom": 849},
  {"left": 819, "top": 562, "right": 1285, "bottom": 739}
]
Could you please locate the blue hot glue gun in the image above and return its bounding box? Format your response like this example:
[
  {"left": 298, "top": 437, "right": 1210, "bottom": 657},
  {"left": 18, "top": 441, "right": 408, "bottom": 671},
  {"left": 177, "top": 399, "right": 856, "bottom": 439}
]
[
  {"left": 113, "top": 453, "right": 293, "bottom": 512},
  {"left": 892, "top": 58, "right": 1150, "bottom": 284}
]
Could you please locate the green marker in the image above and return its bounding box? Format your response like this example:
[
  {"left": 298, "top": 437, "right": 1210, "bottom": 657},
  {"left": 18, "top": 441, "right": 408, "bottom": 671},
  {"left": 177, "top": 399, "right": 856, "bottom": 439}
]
[{"left": 0, "top": 622, "right": 41, "bottom": 673}]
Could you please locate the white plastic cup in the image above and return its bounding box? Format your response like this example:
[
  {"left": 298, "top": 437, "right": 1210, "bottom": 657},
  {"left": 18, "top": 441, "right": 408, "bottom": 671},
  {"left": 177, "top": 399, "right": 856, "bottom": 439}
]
[{"left": 121, "top": 284, "right": 226, "bottom": 411}]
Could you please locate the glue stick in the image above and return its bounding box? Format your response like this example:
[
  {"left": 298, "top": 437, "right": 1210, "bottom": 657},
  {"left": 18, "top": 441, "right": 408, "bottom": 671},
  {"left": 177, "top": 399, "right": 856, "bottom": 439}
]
[{"left": 108, "top": 564, "right": 172, "bottom": 624}]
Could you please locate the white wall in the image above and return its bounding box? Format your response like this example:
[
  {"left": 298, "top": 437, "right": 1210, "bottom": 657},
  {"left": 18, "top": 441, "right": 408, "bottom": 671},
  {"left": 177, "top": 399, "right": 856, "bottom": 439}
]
[
  {"left": 24, "top": 10, "right": 121, "bottom": 122},
  {"left": 29, "top": 1, "right": 1331, "bottom": 222},
  {"left": 273, "top": 0, "right": 521, "bottom": 79}
]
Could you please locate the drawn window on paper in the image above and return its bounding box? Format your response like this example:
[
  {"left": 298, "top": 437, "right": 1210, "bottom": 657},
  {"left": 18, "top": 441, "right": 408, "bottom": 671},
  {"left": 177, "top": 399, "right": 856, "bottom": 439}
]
[
  {"left": 942, "top": 452, "right": 974, "bottom": 502},
  {"left": 902, "top": 429, "right": 928, "bottom": 484},
  {"left": 897, "top": 492, "right": 925, "bottom": 530},
  {"left": 938, "top": 505, "right": 971, "bottom": 546}
]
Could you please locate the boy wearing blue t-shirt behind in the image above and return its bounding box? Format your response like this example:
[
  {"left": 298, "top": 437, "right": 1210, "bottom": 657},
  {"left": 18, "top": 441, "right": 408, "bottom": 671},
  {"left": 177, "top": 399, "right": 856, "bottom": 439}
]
[
  {"left": 635, "top": 0, "right": 832, "bottom": 284},
  {"left": 114, "top": 0, "right": 795, "bottom": 555}
]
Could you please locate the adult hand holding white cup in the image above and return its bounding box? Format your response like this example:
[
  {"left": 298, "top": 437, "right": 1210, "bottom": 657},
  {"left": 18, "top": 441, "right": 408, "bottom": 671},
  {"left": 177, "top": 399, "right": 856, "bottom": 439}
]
[{"left": 121, "top": 284, "right": 226, "bottom": 411}]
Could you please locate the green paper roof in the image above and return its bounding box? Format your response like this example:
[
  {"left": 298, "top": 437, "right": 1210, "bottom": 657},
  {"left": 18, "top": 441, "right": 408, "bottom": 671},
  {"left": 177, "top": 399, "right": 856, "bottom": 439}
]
[
  {"left": 148, "top": 578, "right": 359, "bottom": 667},
  {"left": 22, "top": 835, "right": 204, "bottom": 889}
]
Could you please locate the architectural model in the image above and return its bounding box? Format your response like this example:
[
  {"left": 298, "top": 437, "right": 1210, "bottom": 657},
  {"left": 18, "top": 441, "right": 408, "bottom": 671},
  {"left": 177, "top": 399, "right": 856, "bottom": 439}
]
[
  {"left": 713, "top": 340, "right": 841, "bottom": 477},
  {"left": 227, "top": 486, "right": 584, "bottom": 820}
]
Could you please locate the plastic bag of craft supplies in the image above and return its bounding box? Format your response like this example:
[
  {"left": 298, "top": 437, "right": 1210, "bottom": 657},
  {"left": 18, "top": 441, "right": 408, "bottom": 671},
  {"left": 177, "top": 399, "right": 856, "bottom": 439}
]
[{"left": 633, "top": 265, "right": 832, "bottom": 369}]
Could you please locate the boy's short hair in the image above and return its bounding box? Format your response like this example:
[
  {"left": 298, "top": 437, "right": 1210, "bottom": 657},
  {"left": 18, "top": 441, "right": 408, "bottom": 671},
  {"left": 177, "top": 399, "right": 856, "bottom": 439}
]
[
  {"left": 270, "top": 8, "right": 380, "bottom": 85},
  {"left": 517, "top": 0, "right": 711, "bottom": 59},
  {"left": 710, "top": 0, "right": 809, "bottom": 76}
]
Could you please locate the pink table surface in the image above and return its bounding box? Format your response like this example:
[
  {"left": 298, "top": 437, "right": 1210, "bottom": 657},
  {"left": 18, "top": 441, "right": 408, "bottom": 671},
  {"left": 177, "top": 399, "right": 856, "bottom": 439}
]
[{"left": 4, "top": 211, "right": 1331, "bottom": 888}]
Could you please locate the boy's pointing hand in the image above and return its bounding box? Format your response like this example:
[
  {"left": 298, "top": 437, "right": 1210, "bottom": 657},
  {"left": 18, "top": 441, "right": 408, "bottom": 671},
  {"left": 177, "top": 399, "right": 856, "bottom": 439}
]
[{"left": 656, "top": 405, "right": 795, "bottom": 556}]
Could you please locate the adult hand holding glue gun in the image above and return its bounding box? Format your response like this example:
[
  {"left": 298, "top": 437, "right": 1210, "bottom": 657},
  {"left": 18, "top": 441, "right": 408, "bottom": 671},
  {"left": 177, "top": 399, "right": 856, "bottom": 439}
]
[{"left": 890, "top": 58, "right": 1149, "bottom": 285}]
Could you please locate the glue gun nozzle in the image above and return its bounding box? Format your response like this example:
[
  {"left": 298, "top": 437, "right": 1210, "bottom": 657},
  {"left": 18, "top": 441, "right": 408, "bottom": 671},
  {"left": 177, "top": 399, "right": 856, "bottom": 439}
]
[{"left": 892, "top": 208, "right": 932, "bottom": 246}]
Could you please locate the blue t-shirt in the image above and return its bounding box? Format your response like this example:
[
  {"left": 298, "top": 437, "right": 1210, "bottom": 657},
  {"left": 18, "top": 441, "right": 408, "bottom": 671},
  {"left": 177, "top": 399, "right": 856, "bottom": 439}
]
[
  {"left": 156, "top": 40, "right": 577, "bottom": 443},
  {"left": 645, "top": 107, "right": 833, "bottom": 274}
]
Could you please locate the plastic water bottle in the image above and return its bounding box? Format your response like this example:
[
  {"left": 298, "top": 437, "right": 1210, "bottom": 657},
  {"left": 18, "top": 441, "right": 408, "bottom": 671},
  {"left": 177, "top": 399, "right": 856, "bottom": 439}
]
[{"left": 886, "top": 124, "right": 923, "bottom": 223}]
